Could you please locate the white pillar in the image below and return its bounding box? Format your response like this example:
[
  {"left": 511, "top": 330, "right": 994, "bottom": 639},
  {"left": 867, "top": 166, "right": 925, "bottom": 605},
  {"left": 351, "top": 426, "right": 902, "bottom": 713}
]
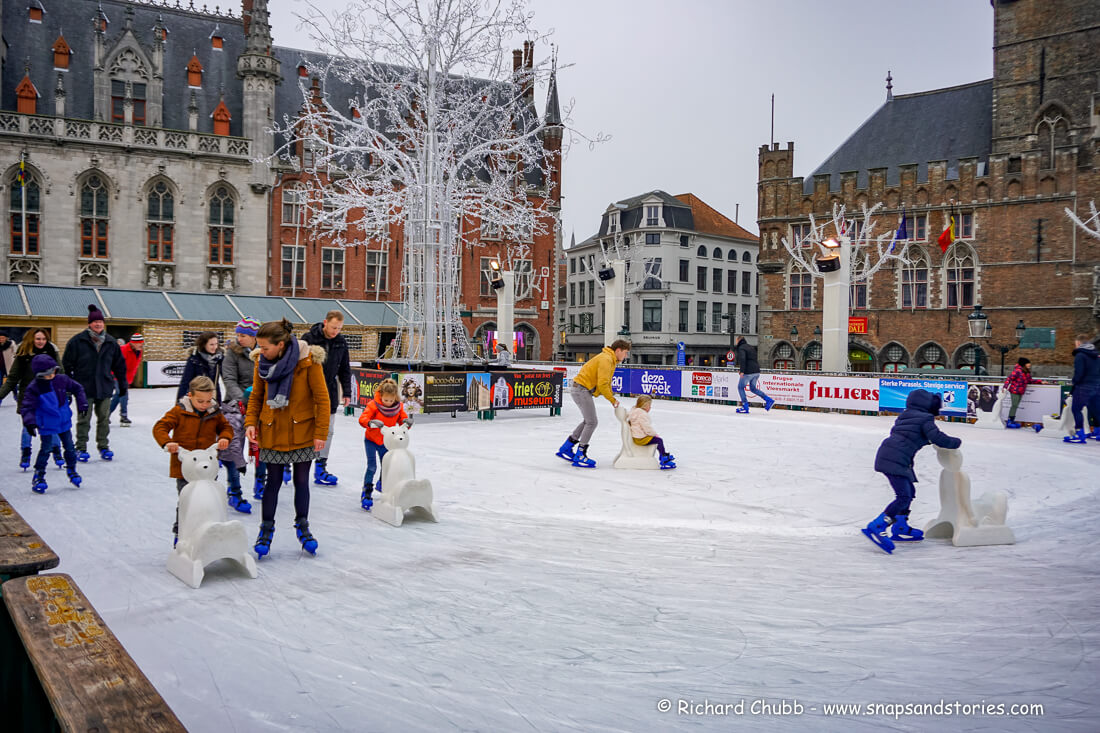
[
  {"left": 603, "top": 260, "right": 626, "bottom": 347},
  {"left": 820, "top": 238, "right": 851, "bottom": 372},
  {"left": 495, "top": 270, "right": 515, "bottom": 354}
]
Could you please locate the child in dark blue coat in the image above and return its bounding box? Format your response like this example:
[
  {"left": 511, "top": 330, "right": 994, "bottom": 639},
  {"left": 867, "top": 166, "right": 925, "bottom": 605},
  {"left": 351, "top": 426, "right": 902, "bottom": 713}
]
[
  {"left": 864, "top": 388, "right": 961, "bottom": 554},
  {"left": 21, "top": 354, "right": 88, "bottom": 493}
]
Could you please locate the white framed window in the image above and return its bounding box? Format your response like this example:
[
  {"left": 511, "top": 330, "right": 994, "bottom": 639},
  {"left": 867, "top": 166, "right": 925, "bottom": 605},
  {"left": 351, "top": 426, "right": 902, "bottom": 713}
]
[
  {"left": 944, "top": 244, "right": 975, "bottom": 308},
  {"left": 365, "top": 249, "right": 388, "bottom": 293},
  {"left": 513, "top": 259, "right": 533, "bottom": 300},
  {"left": 281, "top": 244, "right": 305, "bottom": 290},
  {"left": 645, "top": 205, "right": 660, "bottom": 227},
  {"left": 900, "top": 248, "right": 929, "bottom": 309},
  {"left": 282, "top": 187, "right": 305, "bottom": 225},
  {"left": 902, "top": 214, "right": 927, "bottom": 241},
  {"left": 608, "top": 212, "right": 619, "bottom": 233},
  {"left": 792, "top": 223, "right": 813, "bottom": 247},
  {"left": 956, "top": 211, "right": 974, "bottom": 239},
  {"left": 321, "top": 247, "right": 344, "bottom": 290},
  {"left": 481, "top": 219, "right": 501, "bottom": 240}
]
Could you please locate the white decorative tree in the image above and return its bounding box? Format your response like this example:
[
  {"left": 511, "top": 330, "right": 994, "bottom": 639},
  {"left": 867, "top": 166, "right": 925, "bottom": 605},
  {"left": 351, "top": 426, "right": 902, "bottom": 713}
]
[
  {"left": 275, "top": 0, "right": 581, "bottom": 361},
  {"left": 780, "top": 202, "right": 909, "bottom": 371},
  {"left": 1066, "top": 200, "right": 1100, "bottom": 240}
]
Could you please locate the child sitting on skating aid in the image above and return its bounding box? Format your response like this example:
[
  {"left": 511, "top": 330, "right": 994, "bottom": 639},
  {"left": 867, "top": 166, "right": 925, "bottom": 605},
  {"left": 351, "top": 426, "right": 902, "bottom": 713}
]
[
  {"left": 21, "top": 354, "right": 87, "bottom": 493},
  {"left": 358, "top": 378, "right": 411, "bottom": 510},
  {"left": 863, "top": 388, "right": 961, "bottom": 554},
  {"left": 153, "top": 376, "right": 233, "bottom": 545},
  {"left": 627, "top": 394, "right": 676, "bottom": 469}
]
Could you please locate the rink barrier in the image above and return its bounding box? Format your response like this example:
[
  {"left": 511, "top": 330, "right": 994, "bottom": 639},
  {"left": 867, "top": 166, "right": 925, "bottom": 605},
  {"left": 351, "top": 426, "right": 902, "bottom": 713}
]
[
  {"left": 0, "top": 494, "right": 184, "bottom": 731},
  {"left": 523, "top": 363, "right": 1072, "bottom": 425}
]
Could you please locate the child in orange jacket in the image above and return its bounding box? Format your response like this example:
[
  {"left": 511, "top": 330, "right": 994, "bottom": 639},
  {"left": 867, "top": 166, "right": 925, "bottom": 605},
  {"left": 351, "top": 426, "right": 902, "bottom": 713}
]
[{"left": 357, "top": 378, "right": 411, "bottom": 510}]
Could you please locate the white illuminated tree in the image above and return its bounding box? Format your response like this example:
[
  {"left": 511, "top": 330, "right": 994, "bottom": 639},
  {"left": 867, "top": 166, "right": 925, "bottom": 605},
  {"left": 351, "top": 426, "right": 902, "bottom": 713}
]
[
  {"left": 1066, "top": 200, "right": 1100, "bottom": 240},
  {"left": 275, "top": 0, "right": 594, "bottom": 361}
]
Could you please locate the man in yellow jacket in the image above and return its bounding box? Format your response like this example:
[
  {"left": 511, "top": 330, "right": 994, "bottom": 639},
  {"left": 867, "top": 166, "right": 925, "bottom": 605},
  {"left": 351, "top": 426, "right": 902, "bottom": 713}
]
[{"left": 557, "top": 339, "right": 631, "bottom": 467}]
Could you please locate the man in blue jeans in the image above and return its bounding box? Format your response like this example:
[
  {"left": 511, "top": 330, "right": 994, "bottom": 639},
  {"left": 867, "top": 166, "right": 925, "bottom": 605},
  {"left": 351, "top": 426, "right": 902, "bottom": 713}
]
[{"left": 734, "top": 336, "right": 774, "bottom": 413}]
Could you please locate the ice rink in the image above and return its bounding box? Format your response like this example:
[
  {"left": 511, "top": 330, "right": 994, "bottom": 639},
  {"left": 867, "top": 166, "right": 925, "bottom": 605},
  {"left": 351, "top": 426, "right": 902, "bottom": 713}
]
[{"left": 2, "top": 388, "right": 1097, "bottom": 732}]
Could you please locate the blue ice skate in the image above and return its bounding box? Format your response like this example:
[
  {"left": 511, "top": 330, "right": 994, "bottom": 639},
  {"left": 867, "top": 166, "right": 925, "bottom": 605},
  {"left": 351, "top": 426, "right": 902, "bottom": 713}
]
[
  {"left": 889, "top": 515, "right": 924, "bottom": 542},
  {"left": 1064, "top": 429, "right": 1088, "bottom": 444},
  {"left": 255, "top": 520, "right": 274, "bottom": 558},
  {"left": 31, "top": 470, "right": 47, "bottom": 494},
  {"left": 100, "top": 449, "right": 114, "bottom": 461},
  {"left": 361, "top": 487, "right": 373, "bottom": 511},
  {"left": 253, "top": 474, "right": 265, "bottom": 501},
  {"left": 76, "top": 450, "right": 90, "bottom": 463},
  {"left": 67, "top": 467, "right": 82, "bottom": 488},
  {"left": 313, "top": 458, "right": 338, "bottom": 486},
  {"left": 227, "top": 491, "right": 252, "bottom": 514},
  {"left": 282, "top": 466, "right": 291, "bottom": 483},
  {"left": 1005, "top": 420, "right": 1021, "bottom": 429},
  {"left": 735, "top": 405, "right": 750, "bottom": 414},
  {"left": 659, "top": 454, "right": 677, "bottom": 470},
  {"left": 861, "top": 512, "right": 895, "bottom": 554},
  {"left": 763, "top": 396, "right": 775, "bottom": 411},
  {"left": 571, "top": 446, "right": 596, "bottom": 468},
  {"left": 556, "top": 437, "right": 577, "bottom": 461},
  {"left": 19, "top": 446, "right": 31, "bottom": 471},
  {"left": 294, "top": 519, "right": 318, "bottom": 555},
  {"left": 52, "top": 446, "right": 64, "bottom": 468}
]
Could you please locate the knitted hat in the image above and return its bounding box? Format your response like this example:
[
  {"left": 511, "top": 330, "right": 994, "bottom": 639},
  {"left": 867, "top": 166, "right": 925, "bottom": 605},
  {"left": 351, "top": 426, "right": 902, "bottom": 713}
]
[
  {"left": 235, "top": 317, "right": 260, "bottom": 336},
  {"left": 129, "top": 333, "right": 144, "bottom": 344},
  {"left": 87, "top": 304, "right": 105, "bottom": 324}
]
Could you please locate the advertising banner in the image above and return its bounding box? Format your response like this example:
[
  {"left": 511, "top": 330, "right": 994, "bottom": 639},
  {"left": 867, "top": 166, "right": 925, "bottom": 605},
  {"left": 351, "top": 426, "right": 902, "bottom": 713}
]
[
  {"left": 740, "top": 373, "right": 881, "bottom": 411},
  {"left": 878, "top": 378, "right": 968, "bottom": 417},
  {"left": 968, "top": 383, "right": 1063, "bottom": 423},
  {"left": 680, "top": 370, "right": 737, "bottom": 401},
  {"left": 624, "top": 368, "right": 682, "bottom": 398},
  {"left": 466, "top": 372, "right": 491, "bottom": 412},
  {"left": 423, "top": 373, "right": 468, "bottom": 413},
  {"left": 488, "top": 370, "right": 563, "bottom": 410},
  {"left": 145, "top": 361, "right": 188, "bottom": 387},
  {"left": 350, "top": 368, "right": 388, "bottom": 408},
  {"left": 397, "top": 372, "right": 425, "bottom": 415}
]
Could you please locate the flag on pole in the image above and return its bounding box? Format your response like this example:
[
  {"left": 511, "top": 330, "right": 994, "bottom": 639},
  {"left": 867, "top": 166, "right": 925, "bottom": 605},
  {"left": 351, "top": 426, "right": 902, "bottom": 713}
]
[
  {"left": 937, "top": 208, "right": 956, "bottom": 253},
  {"left": 891, "top": 209, "right": 908, "bottom": 252},
  {"left": 15, "top": 157, "right": 26, "bottom": 187}
]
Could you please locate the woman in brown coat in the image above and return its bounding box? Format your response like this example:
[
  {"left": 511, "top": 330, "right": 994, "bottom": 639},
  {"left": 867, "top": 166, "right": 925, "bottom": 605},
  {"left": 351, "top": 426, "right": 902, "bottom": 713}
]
[{"left": 244, "top": 319, "right": 329, "bottom": 557}]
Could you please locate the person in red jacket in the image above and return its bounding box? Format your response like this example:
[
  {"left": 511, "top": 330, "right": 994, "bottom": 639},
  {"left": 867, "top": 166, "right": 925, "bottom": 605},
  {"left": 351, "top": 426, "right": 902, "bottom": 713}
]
[
  {"left": 110, "top": 333, "right": 144, "bottom": 426},
  {"left": 357, "top": 378, "right": 411, "bottom": 511},
  {"left": 1002, "top": 357, "right": 1041, "bottom": 429}
]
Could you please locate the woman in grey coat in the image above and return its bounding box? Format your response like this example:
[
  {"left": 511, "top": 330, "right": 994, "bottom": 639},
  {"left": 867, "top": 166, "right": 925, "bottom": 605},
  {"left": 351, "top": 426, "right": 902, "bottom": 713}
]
[{"left": 223, "top": 318, "right": 269, "bottom": 499}]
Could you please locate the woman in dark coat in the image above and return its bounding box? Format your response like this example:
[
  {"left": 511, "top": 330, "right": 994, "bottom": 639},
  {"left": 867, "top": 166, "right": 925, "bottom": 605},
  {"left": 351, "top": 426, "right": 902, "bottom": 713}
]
[
  {"left": 864, "top": 389, "right": 962, "bottom": 553},
  {"left": 176, "top": 331, "right": 224, "bottom": 402},
  {"left": 0, "top": 328, "right": 63, "bottom": 469}
]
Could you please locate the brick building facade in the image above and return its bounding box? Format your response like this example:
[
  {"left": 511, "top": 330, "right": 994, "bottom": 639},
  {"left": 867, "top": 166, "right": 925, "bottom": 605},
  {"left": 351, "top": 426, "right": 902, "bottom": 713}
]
[{"left": 755, "top": 0, "right": 1100, "bottom": 376}]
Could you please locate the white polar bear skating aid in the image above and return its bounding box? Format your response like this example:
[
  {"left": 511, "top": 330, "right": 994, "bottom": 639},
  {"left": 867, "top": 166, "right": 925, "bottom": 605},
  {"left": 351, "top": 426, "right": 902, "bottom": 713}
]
[
  {"left": 167, "top": 444, "right": 258, "bottom": 588},
  {"left": 612, "top": 404, "right": 660, "bottom": 470},
  {"left": 373, "top": 424, "right": 438, "bottom": 527},
  {"left": 924, "top": 446, "right": 1014, "bottom": 547}
]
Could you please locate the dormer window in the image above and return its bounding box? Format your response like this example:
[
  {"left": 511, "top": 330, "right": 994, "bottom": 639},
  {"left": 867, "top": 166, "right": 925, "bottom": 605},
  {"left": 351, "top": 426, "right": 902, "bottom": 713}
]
[
  {"left": 211, "top": 26, "right": 224, "bottom": 49},
  {"left": 298, "top": 65, "right": 309, "bottom": 78},
  {"left": 187, "top": 55, "right": 203, "bottom": 88},
  {"left": 29, "top": 6, "right": 43, "bottom": 23},
  {"left": 646, "top": 205, "right": 660, "bottom": 227},
  {"left": 53, "top": 36, "right": 71, "bottom": 70},
  {"left": 608, "top": 212, "right": 618, "bottom": 234},
  {"left": 16, "top": 75, "right": 38, "bottom": 115},
  {"left": 212, "top": 100, "right": 231, "bottom": 136}
]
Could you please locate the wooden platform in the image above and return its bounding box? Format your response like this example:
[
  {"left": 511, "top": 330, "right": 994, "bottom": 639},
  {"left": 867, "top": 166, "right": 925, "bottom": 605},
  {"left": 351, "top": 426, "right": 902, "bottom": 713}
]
[
  {"left": 2, "top": 573, "right": 186, "bottom": 732},
  {"left": 0, "top": 492, "right": 59, "bottom": 579}
]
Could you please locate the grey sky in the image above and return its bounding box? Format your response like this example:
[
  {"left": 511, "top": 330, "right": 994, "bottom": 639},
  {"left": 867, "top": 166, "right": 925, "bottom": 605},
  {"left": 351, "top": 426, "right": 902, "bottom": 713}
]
[{"left": 270, "top": 0, "right": 994, "bottom": 244}]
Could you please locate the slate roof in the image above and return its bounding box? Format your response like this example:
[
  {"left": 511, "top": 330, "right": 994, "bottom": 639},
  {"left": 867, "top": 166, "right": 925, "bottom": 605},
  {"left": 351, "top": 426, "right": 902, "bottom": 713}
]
[
  {"left": 804, "top": 79, "right": 993, "bottom": 194},
  {"left": 3, "top": 0, "right": 246, "bottom": 136}
]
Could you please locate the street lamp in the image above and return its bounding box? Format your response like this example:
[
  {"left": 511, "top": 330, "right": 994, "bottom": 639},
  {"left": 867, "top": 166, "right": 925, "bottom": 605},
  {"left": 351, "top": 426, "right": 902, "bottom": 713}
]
[
  {"left": 968, "top": 305, "right": 989, "bottom": 375},
  {"left": 790, "top": 325, "right": 799, "bottom": 344},
  {"left": 814, "top": 326, "right": 822, "bottom": 338},
  {"left": 721, "top": 311, "right": 736, "bottom": 353},
  {"left": 989, "top": 318, "right": 1027, "bottom": 376}
]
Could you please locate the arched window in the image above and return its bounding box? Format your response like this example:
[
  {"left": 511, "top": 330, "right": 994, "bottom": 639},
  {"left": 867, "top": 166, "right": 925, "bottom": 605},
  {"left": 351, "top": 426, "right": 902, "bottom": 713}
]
[
  {"left": 727, "top": 250, "right": 737, "bottom": 261},
  {"left": 9, "top": 171, "right": 40, "bottom": 255},
  {"left": 803, "top": 342, "right": 822, "bottom": 371},
  {"left": 742, "top": 251, "right": 752, "bottom": 262},
  {"left": 1036, "top": 110, "right": 1070, "bottom": 170},
  {"left": 848, "top": 345, "right": 874, "bottom": 373},
  {"left": 881, "top": 343, "right": 908, "bottom": 373},
  {"left": 146, "top": 181, "right": 174, "bottom": 262},
  {"left": 712, "top": 247, "right": 722, "bottom": 259},
  {"left": 944, "top": 244, "right": 975, "bottom": 308},
  {"left": 208, "top": 186, "right": 234, "bottom": 265},
  {"left": 696, "top": 245, "right": 707, "bottom": 258},
  {"left": 789, "top": 261, "right": 812, "bottom": 310},
  {"left": 955, "top": 343, "right": 986, "bottom": 373},
  {"left": 900, "top": 247, "right": 929, "bottom": 309},
  {"left": 282, "top": 186, "right": 305, "bottom": 225},
  {"left": 916, "top": 343, "right": 946, "bottom": 369},
  {"left": 772, "top": 342, "right": 795, "bottom": 370},
  {"left": 850, "top": 251, "right": 868, "bottom": 309},
  {"left": 80, "top": 175, "right": 109, "bottom": 258}
]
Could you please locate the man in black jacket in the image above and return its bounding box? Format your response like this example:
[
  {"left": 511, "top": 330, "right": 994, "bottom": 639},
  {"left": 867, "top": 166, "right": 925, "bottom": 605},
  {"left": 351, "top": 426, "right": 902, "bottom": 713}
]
[
  {"left": 63, "top": 304, "right": 127, "bottom": 461},
  {"left": 733, "top": 336, "right": 774, "bottom": 413},
  {"left": 303, "top": 310, "right": 352, "bottom": 485}
]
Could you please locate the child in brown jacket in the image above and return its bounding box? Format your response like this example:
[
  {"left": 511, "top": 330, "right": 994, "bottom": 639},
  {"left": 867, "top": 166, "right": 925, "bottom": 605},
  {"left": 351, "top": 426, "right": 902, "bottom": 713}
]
[{"left": 153, "top": 376, "right": 233, "bottom": 545}]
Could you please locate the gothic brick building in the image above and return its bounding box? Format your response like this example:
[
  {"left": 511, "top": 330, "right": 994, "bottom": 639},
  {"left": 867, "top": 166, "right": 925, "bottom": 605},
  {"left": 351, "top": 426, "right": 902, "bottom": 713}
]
[{"left": 756, "top": 0, "right": 1099, "bottom": 376}]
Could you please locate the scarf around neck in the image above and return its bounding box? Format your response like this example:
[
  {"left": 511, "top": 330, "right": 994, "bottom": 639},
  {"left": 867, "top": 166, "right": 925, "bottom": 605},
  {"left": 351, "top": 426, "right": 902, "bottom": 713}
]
[
  {"left": 258, "top": 338, "right": 299, "bottom": 409},
  {"left": 88, "top": 329, "right": 105, "bottom": 352}
]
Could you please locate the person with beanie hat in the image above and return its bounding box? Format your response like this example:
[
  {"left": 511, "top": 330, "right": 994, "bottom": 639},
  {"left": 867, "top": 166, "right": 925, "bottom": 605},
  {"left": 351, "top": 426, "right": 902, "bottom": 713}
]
[
  {"left": 1002, "top": 357, "right": 1042, "bottom": 428},
  {"left": 110, "top": 333, "right": 145, "bottom": 426},
  {"left": 302, "top": 310, "right": 352, "bottom": 486},
  {"left": 21, "top": 354, "right": 87, "bottom": 492},
  {"left": 0, "top": 328, "right": 63, "bottom": 469},
  {"left": 62, "top": 304, "right": 127, "bottom": 461},
  {"left": 223, "top": 317, "right": 266, "bottom": 500}
]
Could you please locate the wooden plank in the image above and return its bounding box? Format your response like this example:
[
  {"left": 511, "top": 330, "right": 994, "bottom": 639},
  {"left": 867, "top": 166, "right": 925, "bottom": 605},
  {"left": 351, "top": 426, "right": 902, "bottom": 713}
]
[
  {"left": 2, "top": 574, "right": 187, "bottom": 733},
  {"left": 0, "top": 492, "right": 60, "bottom": 577}
]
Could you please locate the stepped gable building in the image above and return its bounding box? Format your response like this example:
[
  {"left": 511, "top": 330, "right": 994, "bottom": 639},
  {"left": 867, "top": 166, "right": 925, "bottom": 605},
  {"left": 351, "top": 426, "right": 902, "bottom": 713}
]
[
  {"left": 756, "top": 0, "right": 1099, "bottom": 375},
  {"left": 563, "top": 190, "right": 758, "bottom": 366},
  {"left": 0, "top": 1, "right": 562, "bottom": 360}
]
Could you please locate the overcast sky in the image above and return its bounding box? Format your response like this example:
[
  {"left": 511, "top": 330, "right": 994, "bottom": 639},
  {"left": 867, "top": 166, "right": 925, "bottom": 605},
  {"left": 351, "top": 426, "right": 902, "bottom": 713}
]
[{"left": 270, "top": 0, "right": 994, "bottom": 244}]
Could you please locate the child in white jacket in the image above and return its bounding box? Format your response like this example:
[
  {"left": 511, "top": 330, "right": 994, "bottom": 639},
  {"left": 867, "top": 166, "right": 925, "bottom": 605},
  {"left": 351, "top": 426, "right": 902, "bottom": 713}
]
[{"left": 627, "top": 394, "right": 676, "bottom": 468}]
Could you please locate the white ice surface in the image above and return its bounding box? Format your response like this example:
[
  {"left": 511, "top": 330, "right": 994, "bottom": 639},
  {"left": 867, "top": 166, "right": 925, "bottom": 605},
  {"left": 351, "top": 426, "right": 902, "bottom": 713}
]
[{"left": 2, "top": 389, "right": 1097, "bottom": 732}]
